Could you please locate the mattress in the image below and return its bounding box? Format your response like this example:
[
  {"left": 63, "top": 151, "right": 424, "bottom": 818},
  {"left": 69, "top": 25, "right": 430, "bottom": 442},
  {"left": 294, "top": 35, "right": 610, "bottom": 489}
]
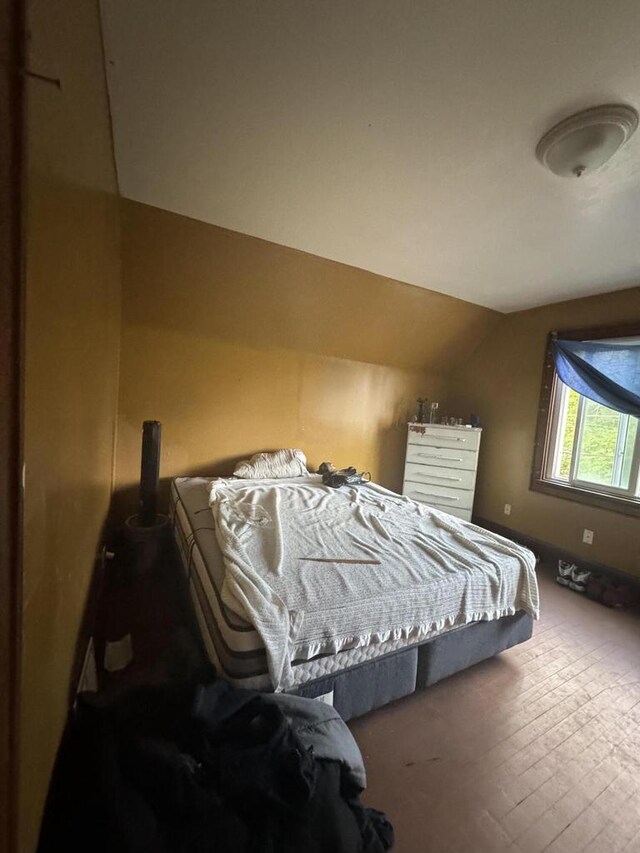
[
  {"left": 208, "top": 475, "right": 538, "bottom": 690},
  {"left": 170, "top": 476, "right": 536, "bottom": 692},
  {"left": 171, "top": 476, "right": 437, "bottom": 689}
]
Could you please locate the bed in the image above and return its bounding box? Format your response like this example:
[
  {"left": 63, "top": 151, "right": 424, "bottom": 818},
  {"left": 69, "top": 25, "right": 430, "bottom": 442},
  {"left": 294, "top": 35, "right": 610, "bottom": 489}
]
[{"left": 170, "top": 475, "right": 538, "bottom": 720}]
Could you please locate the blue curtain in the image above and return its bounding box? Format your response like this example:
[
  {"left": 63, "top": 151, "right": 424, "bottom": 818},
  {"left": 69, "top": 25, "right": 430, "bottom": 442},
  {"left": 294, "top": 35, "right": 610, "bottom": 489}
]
[{"left": 552, "top": 338, "right": 640, "bottom": 417}]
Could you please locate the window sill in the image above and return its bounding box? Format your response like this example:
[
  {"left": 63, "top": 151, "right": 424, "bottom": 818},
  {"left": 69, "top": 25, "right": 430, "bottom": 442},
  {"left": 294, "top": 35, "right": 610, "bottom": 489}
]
[{"left": 530, "top": 477, "right": 640, "bottom": 518}]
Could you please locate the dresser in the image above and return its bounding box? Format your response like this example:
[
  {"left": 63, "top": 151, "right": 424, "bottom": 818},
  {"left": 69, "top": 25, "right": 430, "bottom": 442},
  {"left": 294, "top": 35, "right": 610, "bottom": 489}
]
[{"left": 402, "top": 422, "right": 482, "bottom": 522}]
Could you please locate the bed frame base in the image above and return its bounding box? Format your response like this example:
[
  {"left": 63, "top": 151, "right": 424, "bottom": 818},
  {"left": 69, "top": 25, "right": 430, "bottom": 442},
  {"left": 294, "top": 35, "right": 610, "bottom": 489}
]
[{"left": 294, "top": 612, "right": 533, "bottom": 721}]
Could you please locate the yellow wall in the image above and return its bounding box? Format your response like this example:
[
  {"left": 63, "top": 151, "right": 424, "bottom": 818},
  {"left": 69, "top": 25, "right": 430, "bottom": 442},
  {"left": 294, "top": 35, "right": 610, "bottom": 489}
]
[
  {"left": 20, "top": 1, "right": 121, "bottom": 849},
  {"left": 115, "top": 201, "right": 499, "bottom": 516},
  {"left": 450, "top": 286, "right": 640, "bottom": 576}
]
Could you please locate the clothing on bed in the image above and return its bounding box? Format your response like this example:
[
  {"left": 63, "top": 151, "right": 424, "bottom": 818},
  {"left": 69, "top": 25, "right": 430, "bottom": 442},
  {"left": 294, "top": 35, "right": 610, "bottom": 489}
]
[{"left": 209, "top": 476, "right": 539, "bottom": 691}]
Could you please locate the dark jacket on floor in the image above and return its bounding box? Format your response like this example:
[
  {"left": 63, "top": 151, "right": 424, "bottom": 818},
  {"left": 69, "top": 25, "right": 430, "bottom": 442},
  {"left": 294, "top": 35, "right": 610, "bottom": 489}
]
[{"left": 39, "top": 679, "right": 393, "bottom": 852}]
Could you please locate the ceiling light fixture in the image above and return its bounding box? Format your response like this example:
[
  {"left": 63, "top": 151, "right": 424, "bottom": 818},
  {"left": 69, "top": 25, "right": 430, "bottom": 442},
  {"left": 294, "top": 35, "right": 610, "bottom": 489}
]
[{"left": 536, "top": 104, "right": 638, "bottom": 178}]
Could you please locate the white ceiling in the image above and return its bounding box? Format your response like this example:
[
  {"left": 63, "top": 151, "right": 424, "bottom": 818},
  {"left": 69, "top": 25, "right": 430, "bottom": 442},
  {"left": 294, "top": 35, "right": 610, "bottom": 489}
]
[{"left": 100, "top": 0, "right": 640, "bottom": 312}]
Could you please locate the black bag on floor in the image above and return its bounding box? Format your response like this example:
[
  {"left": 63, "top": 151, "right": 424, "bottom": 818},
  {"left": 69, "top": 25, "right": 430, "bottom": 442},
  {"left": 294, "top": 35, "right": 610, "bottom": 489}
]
[{"left": 39, "top": 680, "right": 393, "bottom": 853}]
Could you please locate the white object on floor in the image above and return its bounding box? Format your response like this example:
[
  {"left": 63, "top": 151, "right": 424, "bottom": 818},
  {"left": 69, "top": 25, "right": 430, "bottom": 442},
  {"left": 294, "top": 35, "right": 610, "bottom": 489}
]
[
  {"left": 77, "top": 637, "right": 98, "bottom": 693},
  {"left": 104, "top": 633, "right": 133, "bottom": 672}
]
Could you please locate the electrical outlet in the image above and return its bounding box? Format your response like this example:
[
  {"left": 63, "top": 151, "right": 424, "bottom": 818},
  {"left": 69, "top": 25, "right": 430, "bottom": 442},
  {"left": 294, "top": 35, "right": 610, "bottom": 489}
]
[
  {"left": 504, "top": 503, "right": 512, "bottom": 516},
  {"left": 583, "top": 529, "right": 594, "bottom": 545}
]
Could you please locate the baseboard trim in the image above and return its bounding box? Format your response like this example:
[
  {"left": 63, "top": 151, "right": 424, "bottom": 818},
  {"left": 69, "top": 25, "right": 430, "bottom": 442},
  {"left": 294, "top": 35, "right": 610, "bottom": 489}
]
[{"left": 473, "top": 516, "right": 639, "bottom": 588}]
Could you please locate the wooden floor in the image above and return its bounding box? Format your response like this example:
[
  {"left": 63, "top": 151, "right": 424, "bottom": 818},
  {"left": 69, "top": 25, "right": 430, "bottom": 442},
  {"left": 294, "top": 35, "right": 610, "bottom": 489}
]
[{"left": 349, "top": 565, "right": 640, "bottom": 853}]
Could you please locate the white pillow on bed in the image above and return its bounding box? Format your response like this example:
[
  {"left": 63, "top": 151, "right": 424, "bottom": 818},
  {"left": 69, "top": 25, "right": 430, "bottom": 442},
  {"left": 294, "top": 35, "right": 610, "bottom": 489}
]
[{"left": 233, "top": 448, "right": 308, "bottom": 479}]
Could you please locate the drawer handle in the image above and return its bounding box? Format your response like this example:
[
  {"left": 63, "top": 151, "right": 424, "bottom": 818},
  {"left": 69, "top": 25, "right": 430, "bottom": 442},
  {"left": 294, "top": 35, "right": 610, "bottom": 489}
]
[
  {"left": 413, "top": 491, "right": 459, "bottom": 502},
  {"left": 438, "top": 437, "right": 466, "bottom": 442},
  {"left": 415, "top": 453, "right": 464, "bottom": 462},
  {"left": 413, "top": 472, "right": 462, "bottom": 482}
]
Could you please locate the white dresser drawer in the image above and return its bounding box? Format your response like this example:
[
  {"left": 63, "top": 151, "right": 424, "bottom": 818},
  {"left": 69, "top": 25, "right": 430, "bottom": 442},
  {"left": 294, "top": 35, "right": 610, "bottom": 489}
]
[
  {"left": 406, "top": 444, "right": 477, "bottom": 471},
  {"left": 403, "top": 462, "right": 476, "bottom": 491},
  {"left": 403, "top": 423, "right": 481, "bottom": 523},
  {"left": 433, "top": 506, "right": 472, "bottom": 522},
  {"left": 404, "top": 482, "right": 474, "bottom": 511},
  {"left": 407, "top": 425, "right": 481, "bottom": 453}
]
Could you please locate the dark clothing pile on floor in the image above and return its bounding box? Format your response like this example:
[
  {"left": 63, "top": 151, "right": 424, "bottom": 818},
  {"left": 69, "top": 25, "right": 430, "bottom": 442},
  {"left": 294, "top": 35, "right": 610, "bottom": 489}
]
[{"left": 39, "top": 677, "right": 393, "bottom": 852}]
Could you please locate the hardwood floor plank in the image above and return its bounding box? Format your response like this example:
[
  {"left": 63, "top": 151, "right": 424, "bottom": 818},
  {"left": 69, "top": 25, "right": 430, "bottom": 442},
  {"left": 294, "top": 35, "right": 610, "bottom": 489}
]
[{"left": 349, "top": 565, "right": 640, "bottom": 853}]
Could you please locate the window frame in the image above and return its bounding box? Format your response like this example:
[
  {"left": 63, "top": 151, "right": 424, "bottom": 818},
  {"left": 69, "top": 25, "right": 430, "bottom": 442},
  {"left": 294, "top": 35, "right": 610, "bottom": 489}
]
[{"left": 530, "top": 321, "right": 640, "bottom": 518}]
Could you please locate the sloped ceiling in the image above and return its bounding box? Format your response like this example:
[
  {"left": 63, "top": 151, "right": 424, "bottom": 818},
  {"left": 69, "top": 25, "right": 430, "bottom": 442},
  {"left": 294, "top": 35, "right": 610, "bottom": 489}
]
[
  {"left": 120, "top": 199, "right": 500, "bottom": 374},
  {"left": 101, "top": 0, "right": 640, "bottom": 312}
]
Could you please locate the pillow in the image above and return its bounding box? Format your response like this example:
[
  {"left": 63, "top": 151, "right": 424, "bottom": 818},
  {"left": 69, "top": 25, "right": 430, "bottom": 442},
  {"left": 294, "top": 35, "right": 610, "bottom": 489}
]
[{"left": 233, "top": 448, "right": 308, "bottom": 479}]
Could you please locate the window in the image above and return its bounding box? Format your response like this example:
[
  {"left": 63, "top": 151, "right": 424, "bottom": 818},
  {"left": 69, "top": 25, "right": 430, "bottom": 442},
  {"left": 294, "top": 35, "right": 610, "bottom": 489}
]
[
  {"left": 531, "top": 323, "right": 640, "bottom": 518},
  {"left": 545, "top": 379, "right": 640, "bottom": 496}
]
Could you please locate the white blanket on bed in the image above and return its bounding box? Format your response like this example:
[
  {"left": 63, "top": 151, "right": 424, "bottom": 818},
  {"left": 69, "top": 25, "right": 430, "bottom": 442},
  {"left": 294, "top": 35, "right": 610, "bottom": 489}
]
[{"left": 209, "top": 476, "right": 539, "bottom": 690}]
